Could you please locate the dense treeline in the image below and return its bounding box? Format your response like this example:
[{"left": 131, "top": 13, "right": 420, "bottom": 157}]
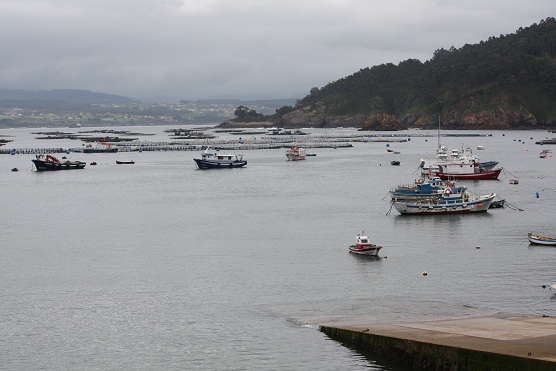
[{"left": 291, "top": 17, "right": 556, "bottom": 125}]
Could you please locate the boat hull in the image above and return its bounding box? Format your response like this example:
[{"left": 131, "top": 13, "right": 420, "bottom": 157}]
[
  {"left": 349, "top": 244, "right": 382, "bottom": 256},
  {"left": 286, "top": 154, "right": 305, "bottom": 161},
  {"left": 393, "top": 193, "right": 496, "bottom": 215},
  {"left": 528, "top": 233, "right": 556, "bottom": 245},
  {"left": 32, "top": 159, "right": 86, "bottom": 171},
  {"left": 194, "top": 159, "right": 247, "bottom": 169},
  {"left": 434, "top": 168, "right": 502, "bottom": 180}
]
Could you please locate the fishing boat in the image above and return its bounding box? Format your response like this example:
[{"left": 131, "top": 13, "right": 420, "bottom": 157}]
[
  {"left": 392, "top": 184, "right": 496, "bottom": 215},
  {"left": 286, "top": 146, "right": 306, "bottom": 161},
  {"left": 83, "top": 142, "right": 118, "bottom": 153},
  {"left": 390, "top": 177, "right": 447, "bottom": 201},
  {"left": 32, "top": 154, "right": 86, "bottom": 171},
  {"left": 348, "top": 233, "right": 382, "bottom": 256},
  {"left": 528, "top": 233, "right": 556, "bottom": 245},
  {"left": 390, "top": 160, "right": 400, "bottom": 166},
  {"left": 434, "top": 162, "right": 502, "bottom": 180},
  {"left": 509, "top": 179, "right": 519, "bottom": 184},
  {"left": 420, "top": 146, "right": 499, "bottom": 175},
  {"left": 116, "top": 160, "right": 135, "bottom": 164},
  {"left": 193, "top": 147, "right": 247, "bottom": 169}
]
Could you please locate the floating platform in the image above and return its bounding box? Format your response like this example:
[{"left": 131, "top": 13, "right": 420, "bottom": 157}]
[{"left": 320, "top": 312, "right": 556, "bottom": 370}]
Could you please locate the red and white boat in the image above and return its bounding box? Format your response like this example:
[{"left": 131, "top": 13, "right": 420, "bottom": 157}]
[
  {"left": 349, "top": 233, "right": 382, "bottom": 256},
  {"left": 434, "top": 161, "right": 502, "bottom": 180},
  {"left": 286, "top": 146, "right": 306, "bottom": 161}
]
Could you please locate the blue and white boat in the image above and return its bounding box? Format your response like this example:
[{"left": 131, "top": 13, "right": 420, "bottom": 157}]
[
  {"left": 392, "top": 183, "right": 496, "bottom": 215},
  {"left": 390, "top": 177, "right": 447, "bottom": 201},
  {"left": 528, "top": 233, "right": 556, "bottom": 246}
]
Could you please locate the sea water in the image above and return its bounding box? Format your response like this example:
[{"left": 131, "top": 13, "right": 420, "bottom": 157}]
[{"left": 1, "top": 127, "right": 555, "bottom": 370}]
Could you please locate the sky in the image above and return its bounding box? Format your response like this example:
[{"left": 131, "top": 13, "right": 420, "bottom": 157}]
[{"left": 1, "top": 0, "right": 555, "bottom": 102}]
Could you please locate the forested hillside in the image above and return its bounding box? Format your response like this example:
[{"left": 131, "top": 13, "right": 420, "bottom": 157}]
[{"left": 279, "top": 17, "right": 556, "bottom": 130}]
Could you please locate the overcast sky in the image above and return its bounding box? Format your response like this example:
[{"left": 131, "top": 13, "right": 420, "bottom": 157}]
[{"left": 1, "top": 0, "right": 554, "bottom": 102}]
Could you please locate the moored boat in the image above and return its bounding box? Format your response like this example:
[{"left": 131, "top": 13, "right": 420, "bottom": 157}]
[
  {"left": 349, "top": 233, "right": 382, "bottom": 256},
  {"left": 193, "top": 147, "right": 247, "bottom": 169},
  {"left": 286, "top": 146, "right": 306, "bottom": 161},
  {"left": 390, "top": 160, "right": 400, "bottom": 166},
  {"left": 420, "top": 145, "right": 499, "bottom": 176},
  {"left": 434, "top": 162, "right": 502, "bottom": 180},
  {"left": 32, "top": 154, "right": 86, "bottom": 171},
  {"left": 528, "top": 233, "right": 556, "bottom": 245},
  {"left": 392, "top": 184, "right": 496, "bottom": 215},
  {"left": 83, "top": 142, "right": 118, "bottom": 153},
  {"left": 390, "top": 177, "right": 447, "bottom": 201},
  {"left": 116, "top": 160, "right": 135, "bottom": 164}
]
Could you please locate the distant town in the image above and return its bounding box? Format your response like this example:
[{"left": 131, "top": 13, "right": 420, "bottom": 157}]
[{"left": 0, "top": 93, "right": 295, "bottom": 129}]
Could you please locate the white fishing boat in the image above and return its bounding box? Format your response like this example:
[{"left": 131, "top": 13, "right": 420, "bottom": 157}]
[
  {"left": 348, "top": 233, "right": 382, "bottom": 256},
  {"left": 392, "top": 184, "right": 496, "bottom": 215},
  {"left": 286, "top": 146, "right": 306, "bottom": 161}
]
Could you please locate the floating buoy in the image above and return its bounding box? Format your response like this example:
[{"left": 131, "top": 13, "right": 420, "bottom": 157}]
[
  {"left": 542, "top": 285, "right": 547, "bottom": 288},
  {"left": 536, "top": 192, "right": 540, "bottom": 198},
  {"left": 423, "top": 271, "right": 428, "bottom": 276}
]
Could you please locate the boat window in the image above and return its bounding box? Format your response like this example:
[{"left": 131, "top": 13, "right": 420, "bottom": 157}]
[{"left": 360, "top": 238, "right": 368, "bottom": 243}]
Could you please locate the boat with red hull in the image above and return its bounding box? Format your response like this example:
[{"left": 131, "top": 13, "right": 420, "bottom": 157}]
[
  {"left": 349, "top": 233, "right": 382, "bottom": 256},
  {"left": 434, "top": 162, "right": 502, "bottom": 180}
]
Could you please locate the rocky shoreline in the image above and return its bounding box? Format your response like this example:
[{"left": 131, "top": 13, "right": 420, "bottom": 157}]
[{"left": 218, "top": 107, "right": 554, "bottom": 131}]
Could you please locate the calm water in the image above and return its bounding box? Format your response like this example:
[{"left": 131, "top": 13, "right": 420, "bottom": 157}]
[{"left": 1, "top": 127, "right": 555, "bottom": 370}]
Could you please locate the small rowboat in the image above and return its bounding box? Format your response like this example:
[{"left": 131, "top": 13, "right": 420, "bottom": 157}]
[
  {"left": 116, "top": 160, "right": 135, "bottom": 164},
  {"left": 528, "top": 233, "right": 556, "bottom": 246}
]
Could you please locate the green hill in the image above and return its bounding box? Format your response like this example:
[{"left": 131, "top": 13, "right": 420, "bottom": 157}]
[{"left": 276, "top": 17, "right": 556, "bottom": 130}]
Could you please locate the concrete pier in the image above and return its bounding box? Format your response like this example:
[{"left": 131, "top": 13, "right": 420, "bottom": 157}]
[{"left": 320, "top": 312, "right": 556, "bottom": 370}]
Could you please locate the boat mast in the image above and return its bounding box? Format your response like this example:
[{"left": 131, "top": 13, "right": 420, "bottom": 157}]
[{"left": 437, "top": 114, "right": 441, "bottom": 150}]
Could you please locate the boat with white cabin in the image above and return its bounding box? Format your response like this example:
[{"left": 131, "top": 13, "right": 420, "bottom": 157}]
[
  {"left": 392, "top": 183, "right": 496, "bottom": 215},
  {"left": 193, "top": 147, "right": 247, "bottom": 169},
  {"left": 348, "top": 233, "right": 382, "bottom": 256},
  {"left": 286, "top": 147, "right": 306, "bottom": 161}
]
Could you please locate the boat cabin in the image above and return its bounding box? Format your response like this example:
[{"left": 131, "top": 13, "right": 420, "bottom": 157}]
[{"left": 356, "top": 235, "right": 370, "bottom": 244}]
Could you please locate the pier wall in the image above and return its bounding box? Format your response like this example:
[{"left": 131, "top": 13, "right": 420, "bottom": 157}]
[{"left": 320, "top": 325, "right": 556, "bottom": 371}]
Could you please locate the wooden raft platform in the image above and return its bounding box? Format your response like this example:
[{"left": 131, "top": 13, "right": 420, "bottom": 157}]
[{"left": 320, "top": 312, "right": 556, "bottom": 370}]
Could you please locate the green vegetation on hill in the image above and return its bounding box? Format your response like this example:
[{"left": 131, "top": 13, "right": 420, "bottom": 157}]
[{"left": 276, "top": 17, "right": 556, "bottom": 129}]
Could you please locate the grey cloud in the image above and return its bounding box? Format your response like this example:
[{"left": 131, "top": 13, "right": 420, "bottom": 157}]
[{"left": 0, "top": 0, "right": 554, "bottom": 102}]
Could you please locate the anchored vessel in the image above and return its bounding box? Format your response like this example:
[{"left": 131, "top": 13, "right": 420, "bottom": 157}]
[
  {"left": 286, "top": 147, "right": 306, "bottom": 161},
  {"left": 528, "top": 233, "right": 556, "bottom": 245},
  {"left": 392, "top": 182, "right": 496, "bottom": 215},
  {"left": 349, "top": 233, "right": 382, "bottom": 256},
  {"left": 32, "top": 154, "right": 86, "bottom": 171},
  {"left": 193, "top": 147, "right": 246, "bottom": 169},
  {"left": 83, "top": 142, "right": 118, "bottom": 153}
]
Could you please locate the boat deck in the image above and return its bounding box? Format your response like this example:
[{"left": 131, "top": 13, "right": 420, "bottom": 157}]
[{"left": 320, "top": 312, "right": 556, "bottom": 369}]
